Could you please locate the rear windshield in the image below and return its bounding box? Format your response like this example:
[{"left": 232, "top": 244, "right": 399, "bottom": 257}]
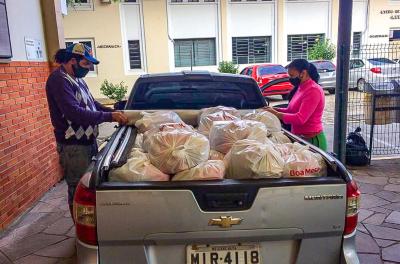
[
  {"left": 128, "top": 80, "right": 265, "bottom": 110},
  {"left": 257, "top": 65, "right": 287, "bottom": 76},
  {"left": 368, "top": 58, "right": 397, "bottom": 65},
  {"left": 311, "top": 61, "right": 336, "bottom": 72}
]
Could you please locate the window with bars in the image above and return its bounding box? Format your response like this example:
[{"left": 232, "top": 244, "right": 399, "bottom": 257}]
[
  {"left": 352, "top": 32, "right": 362, "bottom": 57},
  {"left": 70, "top": 0, "right": 93, "bottom": 10},
  {"left": 65, "top": 39, "right": 96, "bottom": 72},
  {"left": 128, "top": 40, "right": 142, "bottom": 69},
  {"left": 232, "top": 36, "right": 272, "bottom": 64},
  {"left": 174, "top": 38, "right": 216, "bottom": 67},
  {"left": 0, "top": 0, "right": 12, "bottom": 59},
  {"left": 287, "top": 33, "right": 325, "bottom": 61}
]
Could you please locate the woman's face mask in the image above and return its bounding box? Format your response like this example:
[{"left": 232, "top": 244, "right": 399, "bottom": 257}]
[
  {"left": 72, "top": 59, "right": 91, "bottom": 78},
  {"left": 288, "top": 69, "right": 304, "bottom": 87}
]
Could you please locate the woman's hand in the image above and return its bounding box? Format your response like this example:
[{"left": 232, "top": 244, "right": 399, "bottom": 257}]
[{"left": 262, "top": 106, "right": 284, "bottom": 120}]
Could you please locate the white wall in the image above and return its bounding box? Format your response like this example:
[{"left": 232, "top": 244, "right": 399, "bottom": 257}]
[
  {"left": 285, "top": 1, "right": 330, "bottom": 35},
  {"left": 352, "top": 0, "right": 367, "bottom": 32},
  {"left": 6, "top": 0, "right": 47, "bottom": 61},
  {"left": 227, "top": 2, "right": 275, "bottom": 63},
  {"left": 167, "top": 2, "right": 220, "bottom": 71}
]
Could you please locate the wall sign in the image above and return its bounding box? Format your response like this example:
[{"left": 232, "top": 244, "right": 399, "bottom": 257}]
[
  {"left": 369, "top": 34, "right": 389, "bottom": 38},
  {"left": 97, "top": 45, "right": 121, "bottom": 49},
  {"left": 380, "top": 9, "right": 400, "bottom": 20},
  {"left": 24, "top": 37, "right": 43, "bottom": 61}
]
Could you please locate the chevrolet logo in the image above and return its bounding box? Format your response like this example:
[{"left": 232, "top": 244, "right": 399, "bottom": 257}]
[{"left": 208, "top": 216, "right": 243, "bottom": 228}]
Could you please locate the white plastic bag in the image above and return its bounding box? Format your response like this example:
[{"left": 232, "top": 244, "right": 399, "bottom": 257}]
[
  {"left": 244, "top": 111, "right": 282, "bottom": 133},
  {"left": 198, "top": 111, "right": 240, "bottom": 137},
  {"left": 172, "top": 160, "right": 225, "bottom": 181},
  {"left": 142, "top": 123, "right": 194, "bottom": 152},
  {"left": 148, "top": 130, "right": 210, "bottom": 174},
  {"left": 109, "top": 149, "right": 169, "bottom": 182},
  {"left": 133, "top": 133, "right": 144, "bottom": 150},
  {"left": 135, "top": 111, "right": 183, "bottom": 133},
  {"left": 209, "top": 120, "right": 268, "bottom": 154},
  {"left": 282, "top": 144, "right": 326, "bottom": 177},
  {"left": 209, "top": 150, "right": 225, "bottom": 160},
  {"left": 269, "top": 132, "right": 292, "bottom": 144},
  {"left": 199, "top": 106, "right": 240, "bottom": 121},
  {"left": 225, "top": 139, "right": 285, "bottom": 179}
]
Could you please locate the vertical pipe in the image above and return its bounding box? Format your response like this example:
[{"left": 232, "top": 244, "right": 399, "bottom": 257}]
[{"left": 334, "top": 0, "right": 353, "bottom": 162}]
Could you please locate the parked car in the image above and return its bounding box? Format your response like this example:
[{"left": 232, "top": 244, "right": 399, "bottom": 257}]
[
  {"left": 310, "top": 60, "right": 337, "bottom": 94},
  {"left": 73, "top": 72, "right": 360, "bottom": 264},
  {"left": 349, "top": 58, "right": 400, "bottom": 91},
  {"left": 240, "top": 64, "right": 293, "bottom": 99}
]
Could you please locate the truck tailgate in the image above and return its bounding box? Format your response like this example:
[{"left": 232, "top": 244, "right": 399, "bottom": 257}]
[{"left": 96, "top": 178, "right": 346, "bottom": 264}]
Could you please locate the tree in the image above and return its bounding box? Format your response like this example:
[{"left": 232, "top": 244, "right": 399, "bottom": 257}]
[
  {"left": 218, "top": 61, "right": 239, "bottom": 74},
  {"left": 308, "top": 39, "right": 336, "bottom": 61}
]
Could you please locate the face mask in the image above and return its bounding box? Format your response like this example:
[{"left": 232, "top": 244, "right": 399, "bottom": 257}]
[
  {"left": 72, "top": 60, "right": 90, "bottom": 78},
  {"left": 289, "top": 76, "right": 301, "bottom": 87}
]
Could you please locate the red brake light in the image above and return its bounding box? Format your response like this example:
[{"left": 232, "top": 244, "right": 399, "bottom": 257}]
[
  {"left": 370, "top": 67, "right": 382, "bottom": 74},
  {"left": 73, "top": 172, "right": 97, "bottom": 245},
  {"left": 344, "top": 180, "right": 361, "bottom": 235}
]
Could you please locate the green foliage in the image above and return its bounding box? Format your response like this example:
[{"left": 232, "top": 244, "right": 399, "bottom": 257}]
[
  {"left": 218, "top": 61, "right": 239, "bottom": 74},
  {"left": 308, "top": 39, "right": 336, "bottom": 61},
  {"left": 100, "top": 80, "right": 128, "bottom": 102}
]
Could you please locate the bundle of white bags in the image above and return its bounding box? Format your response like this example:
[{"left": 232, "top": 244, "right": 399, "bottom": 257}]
[
  {"left": 198, "top": 106, "right": 241, "bottom": 137},
  {"left": 147, "top": 129, "right": 210, "bottom": 174},
  {"left": 109, "top": 148, "right": 169, "bottom": 182},
  {"left": 110, "top": 108, "right": 327, "bottom": 182},
  {"left": 209, "top": 120, "right": 269, "bottom": 154}
]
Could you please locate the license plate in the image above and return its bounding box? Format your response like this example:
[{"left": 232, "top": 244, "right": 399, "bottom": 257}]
[{"left": 186, "top": 244, "right": 261, "bottom": 264}]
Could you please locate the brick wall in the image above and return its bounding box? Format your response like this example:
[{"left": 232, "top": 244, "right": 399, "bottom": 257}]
[{"left": 0, "top": 61, "right": 62, "bottom": 230}]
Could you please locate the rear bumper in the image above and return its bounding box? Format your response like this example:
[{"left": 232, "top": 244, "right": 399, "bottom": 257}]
[
  {"left": 76, "top": 238, "right": 99, "bottom": 264},
  {"left": 341, "top": 231, "right": 360, "bottom": 264},
  {"left": 319, "top": 80, "right": 336, "bottom": 90}
]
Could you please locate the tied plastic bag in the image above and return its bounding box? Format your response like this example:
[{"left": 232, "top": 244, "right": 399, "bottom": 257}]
[
  {"left": 135, "top": 111, "right": 183, "bottom": 133},
  {"left": 269, "top": 132, "right": 292, "bottom": 144},
  {"left": 225, "top": 139, "right": 285, "bottom": 179},
  {"left": 199, "top": 106, "right": 240, "bottom": 121},
  {"left": 142, "top": 123, "right": 194, "bottom": 152},
  {"left": 209, "top": 120, "right": 269, "bottom": 154},
  {"left": 148, "top": 130, "right": 210, "bottom": 174},
  {"left": 109, "top": 149, "right": 169, "bottom": 182},
  {"left": 198, "top": 111, "right": 240, "bottom": 137},
  {"left": 282, "top": 143, "right": 327, "bottom": 177},
  {"left": 244, "top": 111, "right": 281, "bottom": 133},
  {"left": 209, "top": 150, "right": 225, "bottom": 160},
  {"left": 133, "top": 133, "right": 144, "bottom": 150},
  {"left": 172, "top": 160, "right": 225, "bottom": 181}
]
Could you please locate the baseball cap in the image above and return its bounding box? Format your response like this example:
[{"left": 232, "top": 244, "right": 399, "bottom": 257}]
[{"left": 66, "top": 43, "right": 99, "bottom": 65}]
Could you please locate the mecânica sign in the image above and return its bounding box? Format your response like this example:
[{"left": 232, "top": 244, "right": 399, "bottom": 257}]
[{"left": 380, "top": 9, "right": 400, "bottom": 19}]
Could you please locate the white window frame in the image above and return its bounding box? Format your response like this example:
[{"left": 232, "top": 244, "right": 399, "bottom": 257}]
[
  {"left": 169, "top": 0, "right": 218, "bottom": 5},
  {"left": 119, "top": 0, "right": 147, "bottom": 75},
  {"left": 65, "top": 38, "right": 98, "bottom": 77},
  {"left": 69, "top": 0, "right": 94, "bottom": 11}
]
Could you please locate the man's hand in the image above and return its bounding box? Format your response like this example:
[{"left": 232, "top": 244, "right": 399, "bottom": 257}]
[{"left": 112, "top": 111, "right": 129, "bottom": 125}]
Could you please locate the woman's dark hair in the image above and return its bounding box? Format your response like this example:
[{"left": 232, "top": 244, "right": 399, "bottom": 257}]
[
  {"left": 287, "top": 59, "right": 320, "bottom": 83},
  {"left": 54, "top": 48, "right": 83, "bottom": 64}
]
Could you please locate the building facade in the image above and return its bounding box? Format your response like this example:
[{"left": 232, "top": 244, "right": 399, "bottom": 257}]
[
  {"left": 63, "top": 0, "right": 400, "bottom": 99},
  {"left": 0, "top": 0, "right": 64, "bottom": 230}
]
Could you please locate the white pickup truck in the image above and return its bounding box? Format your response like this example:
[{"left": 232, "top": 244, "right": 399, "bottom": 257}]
[{"left": 73, "top": 72, "right": 360, "bottom": 264}]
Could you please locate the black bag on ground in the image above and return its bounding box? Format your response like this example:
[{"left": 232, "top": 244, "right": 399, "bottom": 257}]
[{"left": 346, "top": 127, "right": 370, "bottom": 166}]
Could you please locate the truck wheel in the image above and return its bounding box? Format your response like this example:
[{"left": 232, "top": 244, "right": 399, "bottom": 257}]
[{"left": 357, "top": 79, "right": 366, "bottom": 92}]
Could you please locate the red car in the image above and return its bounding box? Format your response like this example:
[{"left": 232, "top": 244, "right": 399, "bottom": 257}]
[{"left": 240, "top": 64, "right": 293, "bottom": 99}]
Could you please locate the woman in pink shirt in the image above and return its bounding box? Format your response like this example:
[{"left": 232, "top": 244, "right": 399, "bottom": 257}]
[{"left": 266, "top": 59, "right": 327, "bottom": 151}]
